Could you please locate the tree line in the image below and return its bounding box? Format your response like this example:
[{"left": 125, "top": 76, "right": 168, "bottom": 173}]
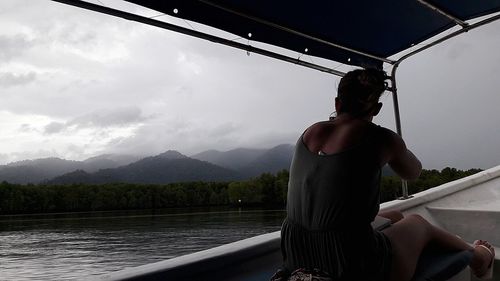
[
  {"left": 379, "top": 167, "right": 482, "bottom": 202},
  {"left": 0, "top": 168, "right": 480, "bottom": 215}
]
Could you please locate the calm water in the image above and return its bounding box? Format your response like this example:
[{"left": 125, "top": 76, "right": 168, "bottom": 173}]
[{"left": 0, "top": 208, "right": 285, "bottom": 280}]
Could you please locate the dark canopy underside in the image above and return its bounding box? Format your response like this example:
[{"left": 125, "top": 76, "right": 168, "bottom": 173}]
[{"left": 124, "top": 0, "right": 500, "bottom": 69}]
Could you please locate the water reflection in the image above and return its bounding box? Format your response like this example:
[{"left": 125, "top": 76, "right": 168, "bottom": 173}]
[{"left": 0, "top": 208, "right": 285, "bottom": 280}]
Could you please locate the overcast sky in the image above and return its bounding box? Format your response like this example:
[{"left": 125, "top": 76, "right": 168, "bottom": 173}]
[{"left": 1, "top": 0, "right": 499, "bottom": 170}]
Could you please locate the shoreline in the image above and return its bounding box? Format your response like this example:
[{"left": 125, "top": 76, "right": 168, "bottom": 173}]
[{"left": 0, "top": 206, "right": 286, "bottom": 222}]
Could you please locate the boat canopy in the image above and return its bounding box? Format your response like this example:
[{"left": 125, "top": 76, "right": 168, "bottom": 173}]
[
  {"left": 123, "top": 0, "right": 500, "bottom": 69},
  {"left": 52, "top": 0, "right": 500, "bottom": 199}
]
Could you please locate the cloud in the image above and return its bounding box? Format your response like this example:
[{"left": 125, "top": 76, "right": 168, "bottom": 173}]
[
  {"left": 100, "top": 118, "right": 242, "bottom": 156},
  {"left": 66, "top": 143, "right": 85, "bottom": 155},
  {"left": 4, "top": 149, "right": 63, "bottom": 164},
  {"left": 444, "top": 41, "right": 471, "bottom": 60},
  {"left": 0, "top": 34, "right": 32, "bottom": 62},
  {"left": 0, "top": 72, "right": 36, "bottom": 87},
  {"left": 68, "top": 107, "right": 147, "bottom": 128},
  {"left": 43, "top": 107, "right": 147, "bottom": 134},
  {"left": 1, "top": 1, "right": 500, "bottom": 170},
  {"left": 0, "top": 153, "right": 10, "bottom": 165},
  {"left": 44, "top": 122, "right": 65, "bottom": 134},
  {"left": 18, "top": 123, "right": 39, "bottom": 133},
  {"left": 51, "top": 23, "right": 97, "bottom": 46},
  {"left": 98, "top": 116, "right": 301, "bottom": 157}
]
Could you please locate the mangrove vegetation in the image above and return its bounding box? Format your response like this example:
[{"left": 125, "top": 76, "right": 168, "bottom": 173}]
[{"left": 0, "top": 167, "right": 481, "bottom": 215}]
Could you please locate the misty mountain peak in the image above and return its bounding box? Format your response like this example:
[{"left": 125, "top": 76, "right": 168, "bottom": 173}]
[
  {"left": 157, "top": 150, "right": 187, "bottom": 160},
  {"left": 7, "top": 157, "right": 67, "bottom": 167},
  {"left": 84, "top": 154, "right": 113, "bottom": 162},
  {"left": 270, "top": 144, "right": 294, "bottom": 151}
]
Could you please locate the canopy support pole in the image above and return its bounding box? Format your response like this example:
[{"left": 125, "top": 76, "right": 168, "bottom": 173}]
[
  {"left": 416, "top": 0, "right": 468, "bottom": 27},
  {"left": 389, "top": 64, "right": 412, "bottom": 200},
  {"left": 395, "top": 13, "right": 500, "bottom": 65},
  {"left": 386, "top": 12, "right": 500, "bottom": 200},
  {"left": 51, "top": 0, "right": 346, "bottom": 77}
]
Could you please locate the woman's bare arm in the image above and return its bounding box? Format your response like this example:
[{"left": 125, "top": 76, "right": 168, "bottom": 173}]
[{"left": 381, "top": 128, "right": 422, "bottom": 180}]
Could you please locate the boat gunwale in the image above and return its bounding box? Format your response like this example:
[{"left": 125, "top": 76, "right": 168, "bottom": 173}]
[
  {"left": 381, "top": 164, "right": 500, "bottom": 212},
  {"left": 96, "top": 232, "right": 281, "bottom": 280}
]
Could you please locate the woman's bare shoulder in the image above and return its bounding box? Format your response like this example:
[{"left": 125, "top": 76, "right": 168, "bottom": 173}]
[
  {"left": 371, "top": 125, "right": 401, "bottom": 143},
  {"left": 303, "top": 121, "right": 333, "bottom": 140}
]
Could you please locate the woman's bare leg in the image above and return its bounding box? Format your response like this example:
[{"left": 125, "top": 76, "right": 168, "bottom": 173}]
[
  {"left": 378, "top": 210, "right": 404, "bottom": 223},
  {"left": 382, "top": 214, "right": 492, "bottom": 281}
]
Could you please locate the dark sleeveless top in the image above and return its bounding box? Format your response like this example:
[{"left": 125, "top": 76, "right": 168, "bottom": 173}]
[{"left": 281, "top": 124, "right": 392, "bottom": 281}]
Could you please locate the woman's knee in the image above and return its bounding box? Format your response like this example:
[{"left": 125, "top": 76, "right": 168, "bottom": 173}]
[
  {"left": 404, "top": 214, "right": 433, "bottom": 231},
  {"left": 383, "top": 214, "right": 434, "bottom": 281},
  {"left": 406, "top": 213, "right": 427, "bottom": 223},
  {"left": 389, "top": 210, "right": 404, "bottom": 222},
  {"left": 379, "top": 210, "right": 404, "bottom": 223}
]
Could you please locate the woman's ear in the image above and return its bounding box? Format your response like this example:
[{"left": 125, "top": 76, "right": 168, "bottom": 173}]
[{"left": 373, "top": 102, "right": 383, "bottom": 116}]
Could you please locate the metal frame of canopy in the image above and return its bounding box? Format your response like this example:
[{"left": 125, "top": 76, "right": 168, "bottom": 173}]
[{"left": 51, "top": 0, "right": 500, "bottom": 199}]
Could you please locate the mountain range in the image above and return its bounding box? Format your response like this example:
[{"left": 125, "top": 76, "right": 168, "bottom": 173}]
[
  {"left": 0, "top": 144, "right": 295, "bottom": 185},
  {"left": 1, "top": 144, "right": 395, "bottom": 185},
  {"left": 191, "top": 144, "right": 295, "bottom": 177},
  {"left": 0, "top": 154, "right": 140, "bottom": 184},
  {"left": 48, "top": 150, "right": 241, "bottom": 184}
]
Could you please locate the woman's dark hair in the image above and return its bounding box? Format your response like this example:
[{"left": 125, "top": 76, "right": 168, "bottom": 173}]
[{"left": 337, "top": 68, "right": 387, "bottom": 116}]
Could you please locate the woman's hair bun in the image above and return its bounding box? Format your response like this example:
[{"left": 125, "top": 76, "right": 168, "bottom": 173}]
[
  {"left": 357, "top": 69, "right": 387, "bottom": 92},
  {"left": 337, "top": 68, "right": 388, "bottom": 116}
]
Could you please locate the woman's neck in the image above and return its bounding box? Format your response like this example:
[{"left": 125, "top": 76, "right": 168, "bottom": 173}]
[{"left": 334, "top": 112, "right": 373, "bottom": 122}]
